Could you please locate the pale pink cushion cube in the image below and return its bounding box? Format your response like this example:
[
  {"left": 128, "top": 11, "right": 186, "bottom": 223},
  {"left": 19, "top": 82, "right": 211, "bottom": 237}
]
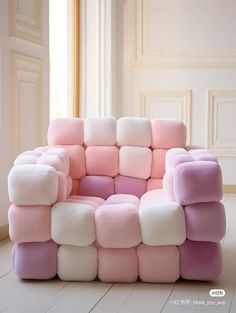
[
  {"left": 151, "top": 119, "right": 186, "bottom": 149},
  {"left": 84, "top": 117, "right": 116, "bottom": 146},
  {"left": 137, "top": 244, "right": 180, "bottom": 283},
  {"left": 146, "top": 178, "right": 162, "bottom": 191},
  {"left": 117, "top": 117, "right": 151, "bottom": 147},
  {"left": 57, "top": 171, "right": 67, "bottom": 202},
  {"left": 119, "top": 147, "right": 152, "bottom": 179},
  {"left": 98, "top": 247, "right": 138, "bottom": 282},
  {"left": 79, "top": 175, "right": 114, "bottom": 199},
  {"left": 114, "top": 175, "right": 146, "bottom": 198},
  {"left": 71, "top": 179, "right": 80, "bottom": 195},
  {"left": 95, "top": 203, "right": 141, "bottom": 248},
  {"left": 86, "top": 146, "right": 119, "bottom": 177},
  {"left": 151, "top": 149, "right": 166, "bottom": 178},
  {"left": 174, "top": 161, "right": 223, "bottom": 205},
  {"left": 8, "top": 205, "right": 51, "bottom": 243},
  {"left": 106, "top": 194, "right": 140, "bottom": 206},
  {"left": 185, "top": 202, "right": 226, "bottom": 242},
  {"left": 48, "top": 118, "right": 84, "bottom": 145},
  {"left": 58, "top": 145, "right": 86, "bottom": 179}
]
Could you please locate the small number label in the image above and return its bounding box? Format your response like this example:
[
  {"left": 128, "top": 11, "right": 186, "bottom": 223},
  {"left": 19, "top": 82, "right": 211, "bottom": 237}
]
[{"left": 209, "top": 289, "right": 226, "bottom": 297}]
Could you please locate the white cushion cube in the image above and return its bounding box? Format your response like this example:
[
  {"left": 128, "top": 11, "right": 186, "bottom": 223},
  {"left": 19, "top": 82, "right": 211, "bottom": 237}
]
[
  {"left": 51, "top": 202, "right": 95, "bottom": 246},
  {"left": 117, "top": 117, "right": 151, "bottom": 147},
  {"left": 139, "top": 202, "right": 186, "bottom": 245},
  {"left": 57, "top": 245, "right": 98, "bottom": 281},
  {"left": 119, "top": 146, "right": 152, "bottom": 179},
  {"left": 84, "top": 117, "right": 116, "bottom": 146},
  {"left": 8, "top": 164, "right": 58, "bottom": 205}
]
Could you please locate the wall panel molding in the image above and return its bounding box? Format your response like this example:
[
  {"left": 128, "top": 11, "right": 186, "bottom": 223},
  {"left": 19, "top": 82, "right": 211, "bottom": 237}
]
[
  {"left": 207, "top": 89, "right": 236, "bottom": 156},
  {"left": 129, "top": 0, "right": 236, "bottom": 67},
  {"left": 141, "top": 89, "right": 192, "bottom": 144},
  {"left": 10, "top": 0, "right": 42, "bottom": 45},
  {"left": 11, "top": 52, "right": 43, "bottom": 154}
]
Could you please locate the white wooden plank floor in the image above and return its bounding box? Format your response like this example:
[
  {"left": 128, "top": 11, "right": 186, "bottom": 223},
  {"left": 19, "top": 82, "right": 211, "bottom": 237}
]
[{"left": 0, "top": 195, "right": 235, "bottom": 313}]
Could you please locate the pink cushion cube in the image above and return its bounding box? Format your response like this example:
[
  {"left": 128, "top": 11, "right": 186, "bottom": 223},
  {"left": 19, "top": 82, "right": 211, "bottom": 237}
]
[
  {"left": 137, "top": 244, "right": 180, "bottom": 283},
  {"left": 86, "top": 146, "right": 119, "bottom": 177},
  {"left": 79, "top": 176, "right": 114, "bottom": 200},
  {"left": 48, "top": 118, "right": 84, "bottom": 145},
  {"left": 117, "top": 117, "right": 151, "bottom": 147},
  {"left": 151, "top": 120, "right": 186, "bottom": 149},
  {"left": 57, "top": 171, "right": 67, "bottom": 202},
  {"left": 146, "top": 178, "right": 162, "bottom": 191},
  {"left": 151, "top": 149, "right": 166, "bottom": 178},
  {"left": 71, "top": 179, "right": 79, "bottom": 195},
  {"left": 95, "top": 203, "right": 141, "bottom": 248},
  {"left": 114, "top": 175, "right": 146, "bottom": 198},
  {"left": 58, "top": 145, "right": 86, "bottom": 179},
  {"left": 174, "top": 161, "right": 223, "bottom": 205},
  {"left": 13, "top": 241, "right": 57, "bottom": 280},
  {"left": 98, "top": 247, "right": 138, "bottom": 282},
  {"left": 119, "top": 146, "right": 152, "bottom": 179},
  {"left": 106, "top": 194, "right": 140, "bottom": 206},
  {"left": 8, "top": 205, "right": 51, "bottom": 243},
  {"left": 185, "top": 202, "right": 226, "bottom": 242},
  {"left": 179, "top": 240, "right": 222, "bottom": 281}
]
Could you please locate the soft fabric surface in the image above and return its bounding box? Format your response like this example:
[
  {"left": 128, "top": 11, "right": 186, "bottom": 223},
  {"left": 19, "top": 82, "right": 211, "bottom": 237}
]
[
  {"left": 151, "top": 149, "right": 166, "bottom": 178},
  {"left": 185, "top": 202, "right": 226, "bottom": 242},
  {"left": 174, "top": 161, "right": 223, "bottom": 205},
  {"left": 51, "top": 202, "right": 95, "bottom": 246},
  {"left": 84, "top": 117, "right": 116, "bottom": 146},
  {"left": 56, "top": 172, "right": 68, "bottom": 202},
  {"left": 151, "top": 119, "right": 186, "bottom": 149},
  {"left": 8, "top": 205, "right": 51, "bottom": 243},
  {"left": 106, "top": 194, "right": 140, "bottom": 206},
  {"left": 79, "top": 176, "right": 114, "bottom": 199},
  {"left": 116, "top": 117, "right": 151, "bottom": 147},
  {"left": 139, "top": 202, "right": 186, "bottom": 245},
  {"left": 137, "top": 244, "right": 180, "bottom": 283},
  {"left": 44, "top": 148, "right": 70, "bottom": 175},
  {"left": 98, "top": 247, "right": 138, "bottom": 282},
  {"left": 179, "top": 240, "right": 222, "bottom": 281},
  {"left": 13, "top": 241, "right": 57, "bottom": 279},
  {"left": 114, "top": 175, "right": 146, "bottom": 198},
  {"left": 163, "top": 168, "right": 176, "bottom": 201},
  {"left": 57, "top": 245, "right": 98, "bottom": 281},
  {"left": 58, "top": 145, "right": 86, "bottom": 179},
  {"left": 71, "top": 179, "right": 80, "bottom": 195},
  {"left": 8, "top": 164, "right": 58, "bottom": 206},
  {"left": 146, "top": 178, "right": 163, "bottom": 191},
  {"left": 119, "top": 146, "right": 152, "bottom": 179},
  {"left": 95, "top": 203, "right": 141, "bottom": 248},
  {"left": 86, "top": 146, "right": 119, "bottom": 177},
  {"left": 14, "top": 154, "right": 38, "bottom": 165},
  {"left": 48, "top": 118, "right": 84, "bottom": 145}
]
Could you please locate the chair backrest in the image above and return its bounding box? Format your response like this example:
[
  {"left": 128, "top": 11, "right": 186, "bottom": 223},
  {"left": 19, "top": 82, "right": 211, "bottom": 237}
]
[{"left": 47, "top": 117, "right": 186, "bottom": 199}]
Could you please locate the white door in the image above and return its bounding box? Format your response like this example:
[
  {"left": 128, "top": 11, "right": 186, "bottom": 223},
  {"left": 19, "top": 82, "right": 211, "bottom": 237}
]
[{"left": 0, "top": 0, "right": 49, "bottom": 234}]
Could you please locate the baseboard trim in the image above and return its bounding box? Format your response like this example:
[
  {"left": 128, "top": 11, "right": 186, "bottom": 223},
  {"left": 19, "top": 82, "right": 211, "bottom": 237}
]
[
  {"left": 0, "top": 224, "right": 9, "bottom": 241},
  {"left": 223, "top": 185, "right": 236, "bottom": 194}
]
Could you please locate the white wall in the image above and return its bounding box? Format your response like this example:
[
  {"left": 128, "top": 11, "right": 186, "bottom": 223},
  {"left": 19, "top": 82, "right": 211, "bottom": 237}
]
[
  {"left": 0, "top": 0, "right": 49, "bottom": 227},
  {"left": 111, "top": 0, "right": 236, "bottom": 185}
]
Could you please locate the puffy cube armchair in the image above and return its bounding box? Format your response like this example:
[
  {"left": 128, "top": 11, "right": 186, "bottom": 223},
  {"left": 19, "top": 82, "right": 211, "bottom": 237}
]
[{"left": 8, "top": 117, "right": 225, "bottom": 282}]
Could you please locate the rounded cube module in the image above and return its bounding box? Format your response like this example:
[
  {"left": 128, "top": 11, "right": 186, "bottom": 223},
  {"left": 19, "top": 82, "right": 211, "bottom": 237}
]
[
  {"left": 151, "top": 119, "right": 186, "bottom": 149},
  {"left": 95, "top": 203, "right": 141, "bottom": 248},
  {"left": 119, "top": 146, "right": 152, "bottom": 180},
  {"left": 174, "top": 161, "right": 223, "bottom": 205},
  {"left": 146, "top": 178, "right": 163, "bottom": 191},
  {"left": 84, "top": 117, "right": 116, "bottom": 146},
  {"left": 51, "top": 202, "right": 95, "bottom": 247},
  {"left": 58, "top": 245, "right": 98, "bottom": 281},
  {"left": 106, "top": 194, "right": 140, "bottom": 206},
  {"left": 137, "top": 244, "right": 180, "bottom": 283},
  {"left": 8, "top": 164, "right": 58, "bottom": 206},
  {"left": 139, "top": 202, "right": 186, "bottom": 245},
  {"left": 114, "top": 175, "right": 146, "bottom": 198},
  {"left": 58, "top": 145, "right": 86, "bottom": 179},
  {"left": 117, "top": 117, "right": 151, "bottom": 147},
  {"left": 98, "top": 247, "right": 138, "bottom": 282},
  {"left": 151, "top": 149, "right": 167, "bottom": 179},
  {"left": 13, "top": 241, "right": 57, "bottom": 280},
  {"left": 8, "top": 205, "right": 51, "bottom": 243},
  {"left": 48, "top": 118, "right": 84, "bottom": 145},
  {"left": 179, "top": 240, "right": 222, "bottom": 281},
  {"left": 185, "top": 202, "right": 226, "bottom": 242},
  {"left": 79, "top": 175, "right": 114, "bottom": 199},
  {"left": 85, "top": 146, "right": 119, "bottom": 177}
]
